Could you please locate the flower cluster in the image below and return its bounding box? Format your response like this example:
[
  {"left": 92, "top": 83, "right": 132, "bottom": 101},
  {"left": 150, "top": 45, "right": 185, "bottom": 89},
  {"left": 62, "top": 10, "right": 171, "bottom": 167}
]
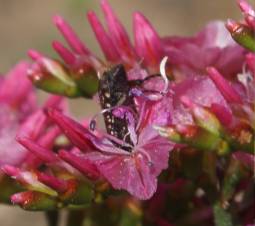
[
  {"left": 0, "top": 0, "right": 254, "bottom": 226},
  {"left": 0, "top": 61, "right": 65, "bottom": 202}
]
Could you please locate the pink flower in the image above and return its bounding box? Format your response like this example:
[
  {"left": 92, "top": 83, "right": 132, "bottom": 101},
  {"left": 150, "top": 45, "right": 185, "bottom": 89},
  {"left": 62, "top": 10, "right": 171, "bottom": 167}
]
[
  {"left": 46, "top": 94, "right": 173, "bottom": 200},
  {"left": 0, "top": 62, "right": 65, "bottom": 167},
  {"left": 0, "top": 62, "right": 36, "bottom": 166},
  {"left": 163, "top": 22, "right": 246, "bottom": 78}
]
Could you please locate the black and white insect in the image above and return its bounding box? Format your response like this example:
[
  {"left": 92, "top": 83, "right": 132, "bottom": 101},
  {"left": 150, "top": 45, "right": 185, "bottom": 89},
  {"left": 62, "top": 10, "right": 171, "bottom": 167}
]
[{"left": 90, "top": 57, "right": 169, "bottom": 152}]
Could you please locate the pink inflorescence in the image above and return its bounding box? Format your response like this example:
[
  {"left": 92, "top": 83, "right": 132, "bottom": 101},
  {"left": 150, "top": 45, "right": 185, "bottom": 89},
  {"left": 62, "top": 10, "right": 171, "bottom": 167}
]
[{"left": 0, "top": 1, "right": 254, "bottom": 225}]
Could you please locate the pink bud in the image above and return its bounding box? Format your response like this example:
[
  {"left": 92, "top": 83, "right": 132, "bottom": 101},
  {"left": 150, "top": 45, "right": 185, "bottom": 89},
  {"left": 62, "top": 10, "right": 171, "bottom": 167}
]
[
  {"left": 225, "top": 19, "right": 240, "bottom": 33},
  {"left": 100, "top": 0, "right": 136, "bottom": 63},
  {"left": 87, "top": 11, "right": 120, "bottom": 62},
  {"left": 207, "top": 67, "right": 243, "bottom": 104},
  {"left": 37, "top": 172, "right": 68, "bottom": 193},
  {"left": 59, "top": 150, "right": 100, "bottom": 180},
  {"left": 17, "top": 137, "right": 59, "bottom": 163},
  {"left": 210, "top": 103, "right": 233, "bottom": 126},
  {"left": 53, "top": 15, "right": 90, "bottom": 55},
  {"left": 28, "top": 49, "right": 44, "bottom": 60},
  {"left": 133, "top": 12, "right": 163, "bottom": 69},
  {"left": 238, "top": 0, "right": 255, "bottom": 17},
  {"left": 1, "top": 165, "right": 20, "bottom": 178},
  {"left": 52, "top": 41, "right": 76, "bottom": 65}
]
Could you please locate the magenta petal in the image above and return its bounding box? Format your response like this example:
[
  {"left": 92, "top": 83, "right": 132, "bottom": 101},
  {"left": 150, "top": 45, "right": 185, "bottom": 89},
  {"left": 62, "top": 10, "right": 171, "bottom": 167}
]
[
  {"left": 37, "top": 172, "right": 68, "bottom": 193},
  {"left": 47, "top": 109, "right": 128, "bottom": 155},
  {"left": 87, "top": 11, "right": 120, "bottom": 62},
  {"left": 47, "top": 109, "right": 96, "bottom": 152},
  {"left": 44, "top": 95, "right": 65, "bottom": 109},
  {"left": 28, "top": 50, "right": 44, "bottom": 60},
  {"left": 207, "top": 67, "right": 243, "bottom": 104},
  {"left": 17, "top": 110, "right": 47, "bottom": 140},
  {"left": 59, "top": 150, "right": 100, "bottom": 180},
  {"left": 133, "top": 12, "right": 163, "bottom": 68},
  {"left": 210, "top": 103, "right": 233, "bottom": 126},
  {"left": 52, "top": 41, "right": 76, "bottom": 65},
  {"left": 197, "top": 21, "right": 235, "bottom": 48},
  {"left": 238, "top": 0, "right": 255, "bottom": 17},
  {"left": 138, "top": 130, "right": 173, "bottom": 176},
  {"left": 100, "top": 0, "right": 136, "bottom": 63},
  {"left": 171, "top": 77, "right": 230, "bottom": 124},
  {"left": 1, "top": 165, "right": 20, "bottom": 178},
  {"left": 53, "top": 15, "right": 90, "bottom": 55},
  {"left": 83, "top": 127, "right": 172, "bottom": 200},
  {"left": 38, "top": 127, "right": 61, "bottom": 149},
  {"left": 246, "top": 14, "right": 255, "bottom": 30},
  {"left": 17, "top": 137, "right": 58, "bottom": 163},
  {"left": 95, "top": 154, "right": 157, "bottom": 200},
  {"left": 0, "top": 61, "right": 35, "bottom": 112}
]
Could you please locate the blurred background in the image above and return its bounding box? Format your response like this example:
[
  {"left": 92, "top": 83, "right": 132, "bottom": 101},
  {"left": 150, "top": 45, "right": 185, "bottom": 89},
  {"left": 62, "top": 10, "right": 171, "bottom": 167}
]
[{"left": 0, "top": 0, "right": 241, "bottom": 225}]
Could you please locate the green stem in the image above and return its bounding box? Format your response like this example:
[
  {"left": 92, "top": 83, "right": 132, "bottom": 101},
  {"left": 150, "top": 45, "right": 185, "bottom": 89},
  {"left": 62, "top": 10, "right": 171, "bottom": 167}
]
[
  {"left": 213, "top": 203, "right": 233, "bottom": 226},
  {"left": 45, "top": 211, "right": 59, "bottom": 226},
  {"left": 66, "top": 210, "right": 85, "bottom": 226}
]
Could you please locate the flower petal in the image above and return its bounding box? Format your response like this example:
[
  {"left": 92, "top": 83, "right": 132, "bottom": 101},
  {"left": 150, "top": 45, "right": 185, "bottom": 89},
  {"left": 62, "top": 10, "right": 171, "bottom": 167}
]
[{"left": 87, "top": 11, "right": 120, "bottom": 62}]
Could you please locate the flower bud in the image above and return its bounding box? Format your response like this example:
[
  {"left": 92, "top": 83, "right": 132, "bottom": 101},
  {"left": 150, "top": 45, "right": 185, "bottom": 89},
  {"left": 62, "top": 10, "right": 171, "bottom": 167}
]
[
  {"left": 226, "top": 20, "right": 255, "bottom": 52},
  {"left": 11, "top": 191, "right": 59, "bottom": 211},
  {"left": 28, "top": 55, "right": 81, "bottom": 98}
]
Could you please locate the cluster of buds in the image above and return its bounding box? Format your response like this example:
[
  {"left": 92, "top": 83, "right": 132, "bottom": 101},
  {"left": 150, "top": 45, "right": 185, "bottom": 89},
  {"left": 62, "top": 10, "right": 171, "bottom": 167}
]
[
  {"left": 27, "top": 0, "right": 166, "bottom": 99},
  {"left": 226, "top": 0, "right": 255, "bottom": 52}
]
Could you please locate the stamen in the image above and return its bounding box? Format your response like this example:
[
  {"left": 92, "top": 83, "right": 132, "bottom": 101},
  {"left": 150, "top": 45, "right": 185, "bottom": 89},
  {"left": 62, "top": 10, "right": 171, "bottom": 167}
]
[
  {"left": 159, "top": 56, "right": 169, "bottom": 95},
  {"left": 104, "top": 133, "right": 134, "bottom": 149}
]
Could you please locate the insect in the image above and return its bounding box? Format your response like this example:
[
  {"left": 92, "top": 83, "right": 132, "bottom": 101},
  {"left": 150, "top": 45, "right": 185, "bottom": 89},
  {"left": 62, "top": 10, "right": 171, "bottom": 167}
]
[
  {"left": 90, "top": 57, "right": 169, "bottom": 152},
  {"left": 98, "top": 64, "right": 135, "bottom": 150}
]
